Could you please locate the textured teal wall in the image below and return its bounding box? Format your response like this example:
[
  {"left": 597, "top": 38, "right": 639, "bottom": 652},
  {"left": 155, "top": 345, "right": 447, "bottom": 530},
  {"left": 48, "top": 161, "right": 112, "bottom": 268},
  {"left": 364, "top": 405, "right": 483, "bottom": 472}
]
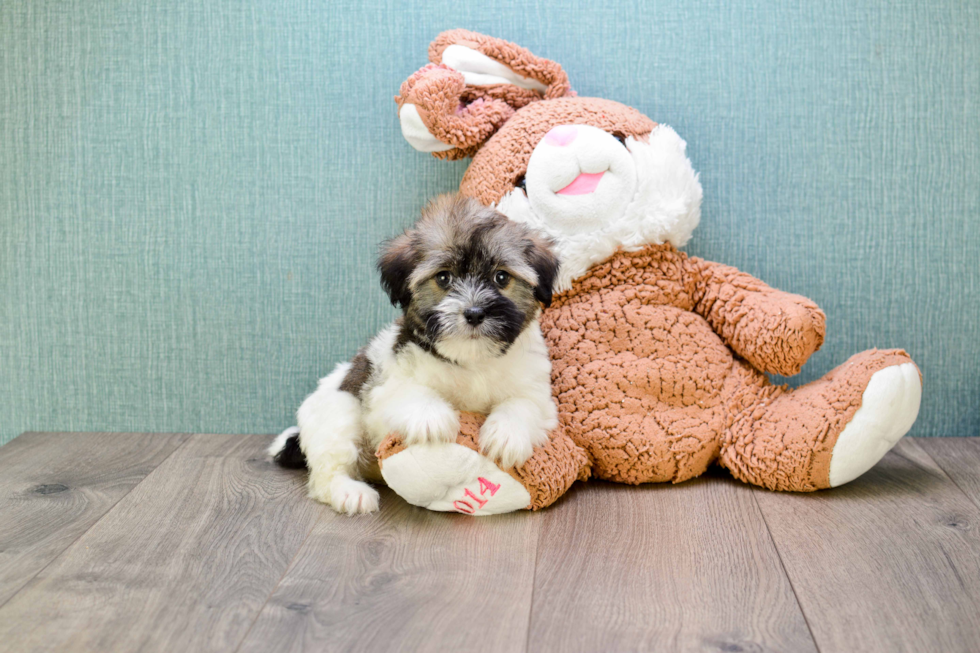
[{"left": 1, "top": 1, "right": 978, "bottom": 445}]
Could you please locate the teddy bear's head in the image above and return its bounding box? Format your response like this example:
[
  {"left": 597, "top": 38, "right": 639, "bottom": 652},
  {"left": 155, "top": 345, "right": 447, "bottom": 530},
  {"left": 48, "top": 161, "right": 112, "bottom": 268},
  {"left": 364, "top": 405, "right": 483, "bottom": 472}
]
[{"left": 396, "top": 30, "right": 704, "bottom": 290}]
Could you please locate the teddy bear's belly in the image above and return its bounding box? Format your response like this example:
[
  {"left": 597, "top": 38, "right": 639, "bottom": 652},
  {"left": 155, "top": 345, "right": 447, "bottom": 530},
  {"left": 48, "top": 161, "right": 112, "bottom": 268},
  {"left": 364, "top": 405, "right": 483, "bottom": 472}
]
[{"left": 544, "top": 300, "right": 737, "bottom": 485}]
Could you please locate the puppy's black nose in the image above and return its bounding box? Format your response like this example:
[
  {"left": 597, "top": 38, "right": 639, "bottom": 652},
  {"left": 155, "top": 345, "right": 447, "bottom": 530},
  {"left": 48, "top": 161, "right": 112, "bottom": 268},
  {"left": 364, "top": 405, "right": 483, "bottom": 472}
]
[{"left": 463, "top": 307, "right": 486, "bottom": 326}]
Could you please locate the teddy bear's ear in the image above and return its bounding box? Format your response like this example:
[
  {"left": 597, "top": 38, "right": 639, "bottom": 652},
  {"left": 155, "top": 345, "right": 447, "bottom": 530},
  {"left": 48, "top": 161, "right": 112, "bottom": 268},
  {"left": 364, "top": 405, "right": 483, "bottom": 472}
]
[
  {"left": 395, "top": 30, "right": 573, "bottom": 160},
  {"left": 428, "top": 30, "right": 573, "bottom": 102}
]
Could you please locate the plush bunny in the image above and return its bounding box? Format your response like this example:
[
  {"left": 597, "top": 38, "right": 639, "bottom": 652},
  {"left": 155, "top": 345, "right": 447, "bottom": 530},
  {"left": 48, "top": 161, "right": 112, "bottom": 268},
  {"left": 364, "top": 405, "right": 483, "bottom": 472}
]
[{"left": 378, "top": 30, "right": 922, "bottom": 514}]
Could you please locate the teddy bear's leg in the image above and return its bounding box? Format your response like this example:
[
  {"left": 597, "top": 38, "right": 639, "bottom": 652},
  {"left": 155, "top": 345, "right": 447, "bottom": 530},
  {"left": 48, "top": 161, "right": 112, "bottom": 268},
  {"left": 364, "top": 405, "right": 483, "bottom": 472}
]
[
  {"left": 719, "top": 349, "right": 921, "bottom": 491},
  {"left": 377, "top": 413, "right": 590, "bottom": 514}
]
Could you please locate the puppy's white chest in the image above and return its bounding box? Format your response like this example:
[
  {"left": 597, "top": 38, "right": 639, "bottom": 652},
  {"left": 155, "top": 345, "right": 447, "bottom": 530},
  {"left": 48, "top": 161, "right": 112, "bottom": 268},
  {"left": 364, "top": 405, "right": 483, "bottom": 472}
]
[{"left": 420, "top": 360, "right": 506, "bottom": 413}]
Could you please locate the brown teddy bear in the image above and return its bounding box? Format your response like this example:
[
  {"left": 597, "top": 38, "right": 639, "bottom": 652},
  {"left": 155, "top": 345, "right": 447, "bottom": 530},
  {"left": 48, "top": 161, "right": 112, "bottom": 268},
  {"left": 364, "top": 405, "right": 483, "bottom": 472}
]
[{"left": 377, "top": 30, "right": 922, "bottom": 515}]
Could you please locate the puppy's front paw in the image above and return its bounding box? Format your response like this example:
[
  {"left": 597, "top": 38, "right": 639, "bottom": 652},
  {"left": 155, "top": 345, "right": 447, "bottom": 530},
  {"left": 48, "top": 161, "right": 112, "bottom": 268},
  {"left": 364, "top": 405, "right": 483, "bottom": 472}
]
[
  {"left": 479, "top": 416, "right": 547, "bottom": 470},
  {"left": 309, "top": 474, "right": 380, "bottom": 515},
  {"left": 401, "top": 400, "right": 460, "bottom": 446}
]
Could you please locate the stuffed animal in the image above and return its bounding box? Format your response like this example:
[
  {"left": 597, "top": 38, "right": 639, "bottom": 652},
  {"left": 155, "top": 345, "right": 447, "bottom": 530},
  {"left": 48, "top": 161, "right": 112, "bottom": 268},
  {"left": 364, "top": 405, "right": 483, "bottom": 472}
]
[{"left": 379, "top": 29, "right": 922, "bottom": 514}]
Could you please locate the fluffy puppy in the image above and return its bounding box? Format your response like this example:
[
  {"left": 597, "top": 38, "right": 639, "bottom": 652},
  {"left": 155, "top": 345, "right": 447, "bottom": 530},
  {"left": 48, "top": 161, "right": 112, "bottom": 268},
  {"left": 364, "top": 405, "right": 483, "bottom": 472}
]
[{"left": 269, "top": 194, "right": 560, "bottom": 514}]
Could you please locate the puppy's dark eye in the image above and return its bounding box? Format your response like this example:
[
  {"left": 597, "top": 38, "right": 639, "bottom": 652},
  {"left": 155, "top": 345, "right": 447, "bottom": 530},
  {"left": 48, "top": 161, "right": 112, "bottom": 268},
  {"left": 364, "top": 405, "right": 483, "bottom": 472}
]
[
  {"left": 514, "top": 175, "right": 527, "bottom": 194},
  {"left": 612, "top": 132, "right": 628, "bottom": 147},
  {"left": 493, "top": 270, "right": 510, "bottom": 288},
  {"left": 434, "top": 271, "right": 453, "bottom": 289}
]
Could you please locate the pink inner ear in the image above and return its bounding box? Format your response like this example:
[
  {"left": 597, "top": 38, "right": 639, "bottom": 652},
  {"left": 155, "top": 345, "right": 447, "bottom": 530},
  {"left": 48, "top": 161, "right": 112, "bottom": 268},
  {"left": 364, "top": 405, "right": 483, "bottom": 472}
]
[
  {"left": 458, "top": 98, "right": 484, "bottom": 115},
  {"left": 544, "top": 125, "right": 578, "bottom": 147}
]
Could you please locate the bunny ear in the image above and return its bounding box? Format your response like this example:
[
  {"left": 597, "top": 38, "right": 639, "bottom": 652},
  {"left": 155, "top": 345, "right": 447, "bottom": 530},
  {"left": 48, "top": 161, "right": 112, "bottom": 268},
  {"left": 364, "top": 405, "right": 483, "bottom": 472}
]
[
  {"left": 429, "top": 30, "right": 572, "bottom": 101},
  {"left": 395, "top": 30, "right": 573, "bottom": 160},
  {"left": 396, "top": 64, "right": 517, "bottom": 160}
]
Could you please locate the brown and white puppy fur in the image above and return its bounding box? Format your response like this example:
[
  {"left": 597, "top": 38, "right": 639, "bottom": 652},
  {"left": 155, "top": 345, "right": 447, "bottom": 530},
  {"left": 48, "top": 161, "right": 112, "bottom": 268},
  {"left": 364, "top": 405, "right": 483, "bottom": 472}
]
[{"left": 269, "top": 194, "right": 560, "bottom": 514}]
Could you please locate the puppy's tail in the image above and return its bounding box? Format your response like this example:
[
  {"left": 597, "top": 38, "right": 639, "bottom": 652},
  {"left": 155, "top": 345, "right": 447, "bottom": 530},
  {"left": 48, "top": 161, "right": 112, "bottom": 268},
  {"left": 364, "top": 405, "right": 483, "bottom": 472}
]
[{"left": 268, "top": 426, "right": 308, "bottom": 469}]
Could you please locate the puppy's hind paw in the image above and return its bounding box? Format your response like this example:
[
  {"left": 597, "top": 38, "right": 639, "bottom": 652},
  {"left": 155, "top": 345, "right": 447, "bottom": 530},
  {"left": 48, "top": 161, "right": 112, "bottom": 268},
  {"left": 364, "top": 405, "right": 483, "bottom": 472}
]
[{"left": 309, "top": 475, "right": 380, "bottom": 515}]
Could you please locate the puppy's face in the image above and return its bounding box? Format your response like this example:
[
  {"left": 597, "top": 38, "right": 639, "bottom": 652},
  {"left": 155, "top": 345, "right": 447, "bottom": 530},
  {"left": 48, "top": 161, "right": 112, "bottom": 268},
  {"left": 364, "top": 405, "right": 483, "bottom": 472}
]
[{"left": 378, "top": 194, "right": 558, "bottom": 362}]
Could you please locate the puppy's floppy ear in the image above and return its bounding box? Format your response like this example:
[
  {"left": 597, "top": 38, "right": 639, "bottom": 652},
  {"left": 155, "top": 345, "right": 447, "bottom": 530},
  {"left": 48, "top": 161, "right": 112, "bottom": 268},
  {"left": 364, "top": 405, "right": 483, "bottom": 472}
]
[
  {"left": 526, "top": 236, "right": 559, "bottom": 308},
  {"left": 377, "top": 232, "right": 416, "bottom": 309}
]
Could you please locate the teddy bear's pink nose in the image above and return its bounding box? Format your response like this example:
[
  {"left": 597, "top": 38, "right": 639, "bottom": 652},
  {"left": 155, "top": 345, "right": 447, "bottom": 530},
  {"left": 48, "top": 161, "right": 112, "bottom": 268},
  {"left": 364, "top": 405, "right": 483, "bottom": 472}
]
[{"left": 544, "top": 125, "right": 578, "bottom": 147}]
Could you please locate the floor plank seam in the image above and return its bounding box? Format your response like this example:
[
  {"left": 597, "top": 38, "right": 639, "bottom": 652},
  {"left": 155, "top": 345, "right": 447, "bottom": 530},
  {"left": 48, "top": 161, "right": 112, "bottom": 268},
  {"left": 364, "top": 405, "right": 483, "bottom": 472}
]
[
  {"left": 231, "top": 502, "right": 324, "bottom": 653},
  {"left": 749, "top": 490, "right": 823, "bottom": 653},
  {"left": 0, "top": 432, "right": 194, "bottom": 614}
]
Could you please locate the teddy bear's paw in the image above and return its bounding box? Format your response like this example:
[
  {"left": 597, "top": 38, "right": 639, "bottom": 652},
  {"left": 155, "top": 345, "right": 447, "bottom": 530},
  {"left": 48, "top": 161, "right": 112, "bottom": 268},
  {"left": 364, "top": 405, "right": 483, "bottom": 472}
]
[
  {"left": 399, "top": 400, "right": 460, "bottom": 446},
  {"left": 479, "top": 415, "right": 545, "bottom": 470},
  {"left": 829, "top": 363, "right": 922, "bottom": 487}
]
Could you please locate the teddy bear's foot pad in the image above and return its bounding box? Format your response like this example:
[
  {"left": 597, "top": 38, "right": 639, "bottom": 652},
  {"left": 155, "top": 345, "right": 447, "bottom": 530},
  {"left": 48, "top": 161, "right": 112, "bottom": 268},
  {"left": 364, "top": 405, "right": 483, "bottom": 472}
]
[
  {"left": 380, "top": 443, "right": 531, "bottom": 515},
  {"left": 829, "top": 363, "right": 922, "bottom": 487}
]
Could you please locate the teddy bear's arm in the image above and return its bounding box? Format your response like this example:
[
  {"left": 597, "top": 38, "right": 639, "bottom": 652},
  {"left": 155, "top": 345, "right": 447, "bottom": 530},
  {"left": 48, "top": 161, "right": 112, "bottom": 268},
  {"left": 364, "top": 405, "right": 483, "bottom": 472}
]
[{"left": 683, "top": 257, "right": 826, "bottom": 376}]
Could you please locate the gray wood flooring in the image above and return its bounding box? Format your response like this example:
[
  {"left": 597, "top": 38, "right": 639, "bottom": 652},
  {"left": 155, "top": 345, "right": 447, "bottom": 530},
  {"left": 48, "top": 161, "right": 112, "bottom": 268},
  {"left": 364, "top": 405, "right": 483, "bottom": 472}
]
[{"left": 0, "top": 433, "right": 978, "bottom": 653}]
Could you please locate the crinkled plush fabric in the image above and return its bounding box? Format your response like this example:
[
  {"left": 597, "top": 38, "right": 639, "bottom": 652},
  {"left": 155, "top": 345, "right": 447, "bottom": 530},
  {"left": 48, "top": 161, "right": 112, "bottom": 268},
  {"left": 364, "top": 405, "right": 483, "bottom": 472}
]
[
  {"left": 720, "top": 347, "right": 917, "bottom": 490},
  {"left": 376, "top": 412, "right": 590, "bottom": 510},
  {"left": 542, "top": 244, "right": 914, "bottom": 491},
  {"left": 386, "top": 29, "right": 923, "bottom": 512}
]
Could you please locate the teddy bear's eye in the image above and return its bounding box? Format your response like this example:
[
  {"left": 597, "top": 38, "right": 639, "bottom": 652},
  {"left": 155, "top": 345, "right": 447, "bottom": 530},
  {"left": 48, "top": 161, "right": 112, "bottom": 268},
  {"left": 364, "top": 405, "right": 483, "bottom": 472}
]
[
  {"left": 514, "top": 175, "right": 527, "bottom": 194},
  {"left": 612, "top": 132, "right": 628, "bottom": 147}
]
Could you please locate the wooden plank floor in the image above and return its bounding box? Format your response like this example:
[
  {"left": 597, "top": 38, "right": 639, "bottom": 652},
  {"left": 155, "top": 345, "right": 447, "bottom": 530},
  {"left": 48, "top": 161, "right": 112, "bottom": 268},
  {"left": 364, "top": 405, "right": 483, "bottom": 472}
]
[{"left": 0, "top": 434, "right": 978, "bottom": 653}]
